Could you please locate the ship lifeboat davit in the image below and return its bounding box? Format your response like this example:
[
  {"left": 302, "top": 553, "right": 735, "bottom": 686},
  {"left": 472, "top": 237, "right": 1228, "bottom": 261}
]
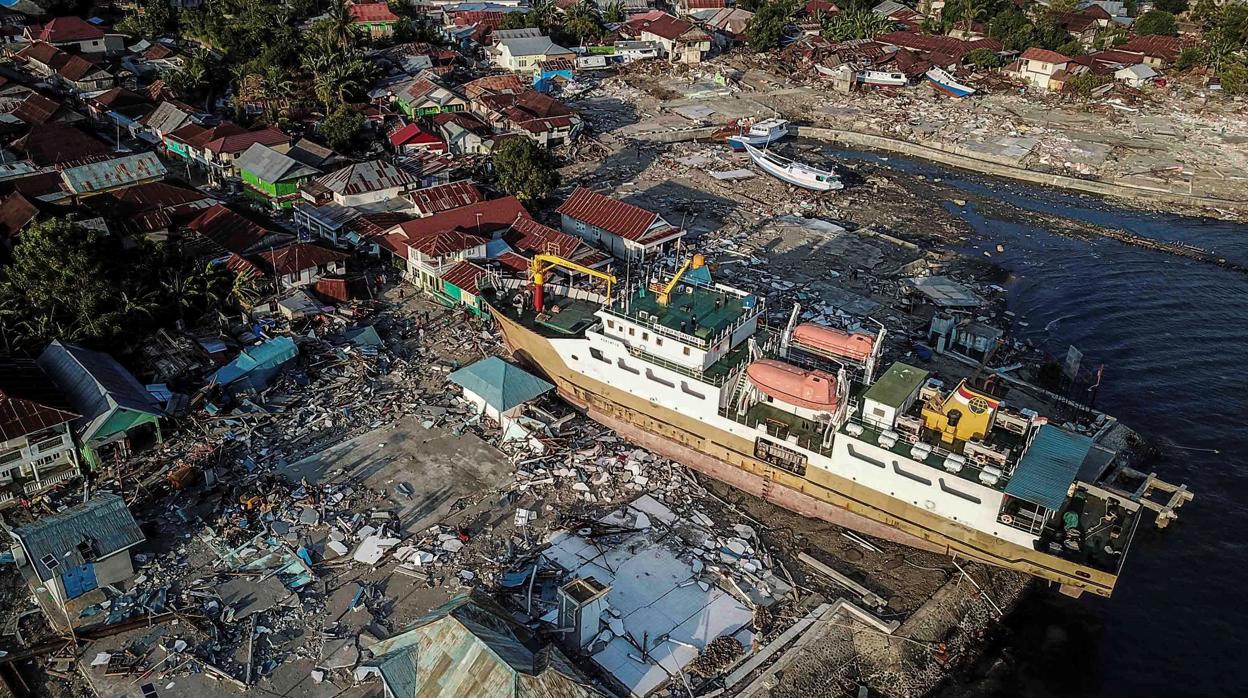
[
  {"left": 792, "top": 323, "right": 875, "bottom": 363},
  {"left": 747, "top": 359, "right": 840, "bottom": 412}
]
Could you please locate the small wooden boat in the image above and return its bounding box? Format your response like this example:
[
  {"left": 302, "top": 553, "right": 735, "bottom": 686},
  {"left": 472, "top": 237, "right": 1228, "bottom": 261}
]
[
  {"left": 859, "top": 70, "right": 907, "bottom": 86},
  {"left": 743, "top": 143, "right": 843, "bottom": 192},
  {"left": 925, "top": 68, "right": 976, "bottom": 98},
  {"left": 726, "top": 118, "right": 790, "bottom": 151}
]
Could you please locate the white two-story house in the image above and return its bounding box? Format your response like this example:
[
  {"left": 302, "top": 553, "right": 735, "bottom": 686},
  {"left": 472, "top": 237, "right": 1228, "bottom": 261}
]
[
  {"left": 1008, "top": 47, "right": 1071, "bottom": 92},
  {"left": 0, "top": 360, "right": 81, "bottom": 506}
]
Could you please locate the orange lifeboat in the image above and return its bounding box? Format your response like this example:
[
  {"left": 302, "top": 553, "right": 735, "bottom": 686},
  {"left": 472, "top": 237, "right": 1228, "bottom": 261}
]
[
  {"left": 747, "top": 359, "right": 839, "bottom": 412},
  {"left": 791, "top": 324, "right": 875, "bottom": 363}
]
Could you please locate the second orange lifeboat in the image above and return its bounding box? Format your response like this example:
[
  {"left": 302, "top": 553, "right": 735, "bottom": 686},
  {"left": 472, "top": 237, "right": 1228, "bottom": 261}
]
[
  {"left": 747, "top": 359, "right": 839, "bottom": 412},
  {"left": 792, "top": 323, "right": 875, "bottom": 363}
]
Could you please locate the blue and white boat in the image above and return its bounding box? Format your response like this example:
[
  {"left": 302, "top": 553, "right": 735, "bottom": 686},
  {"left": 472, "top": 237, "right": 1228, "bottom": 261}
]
[
  {"left": 743, "top": 143, "right": 843, "bottom": 192},
  {"left": 726, "top": 118, "right": 790, "bottom": 151},
  {"left": 925, "top": 68, "right": 976, "bottom": 98}
]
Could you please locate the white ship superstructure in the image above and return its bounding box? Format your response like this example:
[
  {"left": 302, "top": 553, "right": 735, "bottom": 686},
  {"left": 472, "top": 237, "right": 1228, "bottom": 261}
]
[{"left": 482, "top": 256, "right": 1152, "bottom": 596}]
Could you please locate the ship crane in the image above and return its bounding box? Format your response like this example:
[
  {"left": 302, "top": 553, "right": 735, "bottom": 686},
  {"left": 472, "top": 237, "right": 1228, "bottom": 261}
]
[
  {"left": 657, "top": 254, "right": 706, "bottom": 306},
  {"left": 531, "top": 253, "right": 616, "bottom": 313}
]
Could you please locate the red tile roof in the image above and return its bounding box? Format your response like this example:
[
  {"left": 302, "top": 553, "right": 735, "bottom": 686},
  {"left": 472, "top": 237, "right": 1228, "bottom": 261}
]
[
  {"left": 407, "top": 181, "right": 484, "bottom": 216},
  {"left": 16, "top": 40, "right": 61, "bottom": 66},
  {"left": 1020, "top": 47, "right": 1070, "bottom": 64},
  {"left": 556, "top": 187, "right": 664, "bottom": 242},
  {"left": 29, "top": 16, "right": 105, "bottom": 44},
  {"left": 7, "top": 172, "right": 66, "bottom": 199},
  {"left": 144, "top": 44, "right": 174, "bottom": 60},
  {"left": 16, "top": 122, "right": 111, "bottom": 166},
  {"left": 878, "top": 31, "right": 999, "bottom": 59},
  {"left": 685, "top": 0, "right": 726, "bottom": 8},
  {"left": 402, "top": 228, "right": 488, "bottom": 257},
  {"left": 395, "top": 196, "right": 529, "bottom": 240},
  {"left": 631, "top": 13, "right": 698, "bottom": 42},
  {"left": 204, "top": 127, "right": 290, "bottom": 155},
  {"left": 389, "top": 123, "right": 446, "bottom": 150},
  {"left": 805, "top": 0, "right": 839, "bottom": 15},
  {"left": 462, "top": 74, "right": 526, "bottom": 99},
  {"left": 257, "top": 243, "right": 349, "bottom": 276},
  {"left": 10, "top": 93, "right": 61, "bottom": 125},
  {"left": 511, "top": 217, "right": 581, "bottom": 257},
  {"left": 110, "top": 181, "right": 209, "bottom": 210},
  {"left": 1119, "top": 35, "right": 1186, "bottom": 61},
  {"left": 349, "top": 212, "right": 414, "bottom": 238},
  {"left": 57, "top": 54, "right": 107, "bottom": 82},
  {"left": 0, "top": 359, "right": 78, "bottom": 441},
  {"left": 495, "top": 251, "right": 530, "bottom": 272},
  {"left": 440, "top": 261, "right": 488, "bottom": 295},
  {"left": 0, "top": 191, "right": 38, "bottom": 239},
  {"left": 188, "top": 204, "right": 282, "bottom": 256},
  {"left": 350, "top": 2, "right": 401, "bottom": 23}
]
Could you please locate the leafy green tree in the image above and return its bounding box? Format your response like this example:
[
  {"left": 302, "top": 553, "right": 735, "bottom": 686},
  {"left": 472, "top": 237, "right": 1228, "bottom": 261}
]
[
  {"left": 319, "top": 107, "right": 365, "bottom": 152},
  {"left": 963, "top": 47, "right": 1002, "bottom": 68},
  {"left": 1136, "top": 10, "right": 1179, "bottom": 36},
  {"left": 1154, "top": 0, "right": 1188, "bottom": 15},
  {"left": 492, "top": 138, "right": 561, "bottom": 201},
  {"left": 1191, "top": 0, "right": 1217, "bottom": 25},
  {"left": 118, "top": 0, "right": 175, "bottom": 38},
  {"left": 1065, "top": 72, "right": 1113, "bottom": 96},
  {"left": 603, "top": 0, "right": 626, "bottom": 24},
  {"left": 564, "top": 0, "right": 603, "bottom": 44},
  {"left": 747, "top": 0, "right": 798, "bottom": 50},
  {"left": 0, "top": 219, "right": 227, "bottom": 354},
  {"left": 1220, "top": 61, "right": 1248, "bottom": 94},
  {"left": 500, "top": 11, "right": 540, "bottom": 30},
  {"left": 821, "top": 6, "right": 895, "bottom": 40},
  {"left": 1175, "top": 45, "right": 1205, "bottom": 69}
]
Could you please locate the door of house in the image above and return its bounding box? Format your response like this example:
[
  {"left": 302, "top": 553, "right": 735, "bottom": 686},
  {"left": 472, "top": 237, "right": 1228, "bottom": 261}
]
[{"left": 62, "top": 562, "right": 98, "bottom": 599}]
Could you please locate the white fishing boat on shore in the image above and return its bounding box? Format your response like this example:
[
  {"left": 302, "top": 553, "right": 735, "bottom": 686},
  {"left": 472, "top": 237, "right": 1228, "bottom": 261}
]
[
  {"left": 925, "top": 67, "right": 976, "bottom": 98},
  {"left": 743, "top": 143, "right": 843, "bottom": 191},
  {"left": 859, "top": 70, "right": 907, "bottom": 86},
  {"left": 726, "top": 118, "right": 790, "bottom": 150}
]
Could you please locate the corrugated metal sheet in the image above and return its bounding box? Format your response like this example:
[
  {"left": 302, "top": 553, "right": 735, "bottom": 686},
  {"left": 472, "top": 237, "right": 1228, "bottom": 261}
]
[
  {"left": 60, "top": 152, "right": 167, "bottom": 195},
  {"left": 311, "top": 160, "right": 417, "bottom": 196},
  {"left": 556, "top": 187, "right": 660, "bottom": 241},
  {"left": 37, "top": 340, "right": 161, "bottom": 442},
  {"left": 407, "top": 180, "right": 484, "bottom": 216},
  {"left": 1005, "top": 425, "right": 1095, "bottom": 510},
  {"left": 236, "top": 143, "right": 319, "bottom": 184},
  {"left": 0, "top": 359, "right": 78, "bottom": 441},
  {"left": 12, "top": 493, "right": 144, "bottom": 582},
  {"left": 449, "top": 357, "right": 553, "bottom": 412}
]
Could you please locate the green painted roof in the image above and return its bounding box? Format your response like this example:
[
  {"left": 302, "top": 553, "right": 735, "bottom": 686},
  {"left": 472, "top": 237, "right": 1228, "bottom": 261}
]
[
  {"left": 449, "top": 357, "right": 553, "bottom": 413},
  {"left": 1005, "top": 424, "right": 1095, "bottom": 510},
  {"left": 863, "top": 363, "right": 929, "bottom": 408}
]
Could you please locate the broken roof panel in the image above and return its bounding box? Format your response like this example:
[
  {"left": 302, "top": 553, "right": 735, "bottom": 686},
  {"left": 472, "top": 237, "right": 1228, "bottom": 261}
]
[
  {"left": 60, "top": 152, "right": 168, "bottom": 195},
  {"left": 236, "top": 143, "right": 320, "bottom": 184},
  {"left": 0, "top": 359, "right": 78, "bottom": 441},
  {"left": 12, "top": 494, "right": 143, "bottom": 583},
  {"left": 906, "top": 275, "right": 984, "bottom": 308}
]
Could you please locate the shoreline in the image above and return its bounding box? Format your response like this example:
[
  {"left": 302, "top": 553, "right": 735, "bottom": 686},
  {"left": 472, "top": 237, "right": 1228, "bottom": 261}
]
[{"left": 627, "top": 122, "right": 1247, "bottom": 220}]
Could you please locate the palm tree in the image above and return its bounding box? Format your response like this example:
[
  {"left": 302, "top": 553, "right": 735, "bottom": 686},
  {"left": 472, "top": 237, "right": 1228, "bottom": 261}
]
[
  {"left": 324, "top": 0, "right": 356, "bottom": 50},
  {"left": 602, "top": 0, "right": 625, "bottom": 24}
]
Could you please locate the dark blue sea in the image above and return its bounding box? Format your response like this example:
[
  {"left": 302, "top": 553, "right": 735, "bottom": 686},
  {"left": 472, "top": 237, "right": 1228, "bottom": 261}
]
[{"left": 830, "top": 148, "right": 1248, "bottom": 698}]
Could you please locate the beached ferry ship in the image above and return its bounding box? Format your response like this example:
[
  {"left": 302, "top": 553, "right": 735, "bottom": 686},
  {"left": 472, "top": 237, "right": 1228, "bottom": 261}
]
[{"left": 481, "top": 255, "right": 1153, "bottom": 597}]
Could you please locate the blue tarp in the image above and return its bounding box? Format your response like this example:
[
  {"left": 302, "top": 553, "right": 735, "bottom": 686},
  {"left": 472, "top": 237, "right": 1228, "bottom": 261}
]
[
  {"left": 1005, "top": 425, "right": 1096, "bottom": 510},
  {"left": 211, "top": 337, "right": 298, "bottom": 395}
]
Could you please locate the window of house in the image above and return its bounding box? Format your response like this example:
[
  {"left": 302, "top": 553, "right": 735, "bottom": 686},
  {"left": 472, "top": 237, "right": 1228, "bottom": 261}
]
[{"left": 0, "top": 450, "right": 21, "bottom": 466}]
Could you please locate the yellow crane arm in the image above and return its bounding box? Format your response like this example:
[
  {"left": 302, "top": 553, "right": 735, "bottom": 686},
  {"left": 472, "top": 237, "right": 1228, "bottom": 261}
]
[
  {"left": 531, "top": 253, "right": 617, "bottom": 297},
  {"left": 658, "top": 254, "right": 705, "bottom": 305}
]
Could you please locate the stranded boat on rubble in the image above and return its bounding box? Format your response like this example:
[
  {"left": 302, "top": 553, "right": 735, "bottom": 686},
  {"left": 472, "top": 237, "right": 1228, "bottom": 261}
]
[
  {"left": 481, "top": 254, "right": 1186, "bottom": 597},
  {"left": 743, "top": 143, "right": 843, "bottom": 191}
]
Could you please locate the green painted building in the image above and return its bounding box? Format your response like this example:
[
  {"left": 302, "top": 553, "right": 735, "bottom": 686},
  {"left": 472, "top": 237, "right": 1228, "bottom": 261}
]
[
  {"left": 235, "top": 142, "right": 320, "bottom": 209},
  {"left": 37, "top": 340, "right": 164, "bottom": 470}
]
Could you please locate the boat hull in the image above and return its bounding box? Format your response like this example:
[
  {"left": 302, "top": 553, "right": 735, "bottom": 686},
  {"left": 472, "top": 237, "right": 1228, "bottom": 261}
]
[
  {"left": 744, "top": 144, "right": 843, "bottom": 192},
  {"left": 487, "top": 305, "right": 1122, "bottom": 597},
  {"left": 925, "top": 68, "right": 976, "bottom": 98},
  {"left": 726, "top": 128, "right": 789, "bottom": 151}
]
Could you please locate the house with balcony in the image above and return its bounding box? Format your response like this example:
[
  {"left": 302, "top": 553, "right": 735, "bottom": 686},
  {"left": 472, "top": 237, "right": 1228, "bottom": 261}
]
[
  {"left": 253, "top": 243, "right": 350, "bottom": 290},
  {"left": 627, "top": 12, "right": 711, "bottom": 64},
  {"left": 556, "top": 187, "right": 684, "bottom": 262},
  {"left": 379, "top": 196, "right": 528, "bottom": 292},
  {"left": 350, "top": 2, "right": 401, "bottom": 39},
  {"left": 37, "top": 341, "right": 163, "bottom": 470},
  {"left": 392, "top": 72, "right": 468, "bottom": 119},
  {"left": 0, "top": 360, "right": 81, "bottom": 506}
]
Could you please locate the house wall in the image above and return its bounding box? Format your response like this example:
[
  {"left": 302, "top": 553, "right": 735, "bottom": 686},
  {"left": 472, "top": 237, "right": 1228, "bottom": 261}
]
[{"left": 0, "top": 423, "right": 78, "bottom": 504}]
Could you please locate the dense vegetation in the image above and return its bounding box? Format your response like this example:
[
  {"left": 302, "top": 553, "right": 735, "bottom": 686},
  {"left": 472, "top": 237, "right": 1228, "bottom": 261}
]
[{"left": 0, "top": 219, "right": 230, "bottom": 355}]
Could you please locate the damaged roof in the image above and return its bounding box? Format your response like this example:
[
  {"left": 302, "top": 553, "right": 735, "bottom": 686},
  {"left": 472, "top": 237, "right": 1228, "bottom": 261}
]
[
  {"left": 36, "top": 340, "right": 162, "bottom": 443},
  {"left": 60, "top": 152, "right": 168, "bottom": 195},
  {"left": 0, "top": 359, "right": 78, "bottom": 442},
  {"left": 308, "top": 160, "right": 418, "bottom": 197},
  {"left": 407, "top": 180, "right": 484, "bottom": 216},
  {"left": 236, "top": 143, "right": 320, "bottom": 184},
  {"left": 11, "top": 494, "right": 144, "bottom": 583},
  {"left": 257, "top": 243, "right": 349, "bottom": 276}
]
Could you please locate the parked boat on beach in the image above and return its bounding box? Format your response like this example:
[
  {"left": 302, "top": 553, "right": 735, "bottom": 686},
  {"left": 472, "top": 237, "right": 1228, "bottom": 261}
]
[
  {"left": 925, "top": 68, "right": 976, "bottom": 97},
  {"left": 726, "top": 118, "right": 790, "bottom": 150},
  {"left": 859, "top": 70, "right": 907, "bottom": 86},
  {"left": 743, "top": 143, "right": 843, "bottom": 191}
]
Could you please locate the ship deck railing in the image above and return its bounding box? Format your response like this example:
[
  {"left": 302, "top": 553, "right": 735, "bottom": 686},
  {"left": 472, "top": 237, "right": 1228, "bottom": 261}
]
[
  {"left": 841, "top": 416, "right": 1019, "bottom": 494},
  {"left": 720, "top": 401, "right": 837, "bottom": 458}
]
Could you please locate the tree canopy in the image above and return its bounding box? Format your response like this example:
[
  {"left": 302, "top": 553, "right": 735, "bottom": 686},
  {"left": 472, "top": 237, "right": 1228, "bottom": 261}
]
[
  {"left": 491, "top": 139, "right": 561, "bottom": 201},
  {"left": 747, "top": 0, "right": 798, "bottom": 51},
  {"left": 0, "top": 219, "right": 229, "bottom": 355},
  {"left": 1136, "top": 10, "right": 1179, "bottom": 37},
  {"left": 319, "top": 106, "right": 366, "bottom": 153}
]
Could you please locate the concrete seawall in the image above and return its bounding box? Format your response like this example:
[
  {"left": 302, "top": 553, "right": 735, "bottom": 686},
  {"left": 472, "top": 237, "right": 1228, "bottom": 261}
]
[{"left": 632, "top": 123, "right": 1247, "bottom": 213}]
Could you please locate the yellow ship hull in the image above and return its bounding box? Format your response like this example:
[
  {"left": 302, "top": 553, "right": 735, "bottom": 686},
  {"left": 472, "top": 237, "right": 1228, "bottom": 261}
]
[{"left": 489, "top": 306, "right": 1121, "bottom": 597}]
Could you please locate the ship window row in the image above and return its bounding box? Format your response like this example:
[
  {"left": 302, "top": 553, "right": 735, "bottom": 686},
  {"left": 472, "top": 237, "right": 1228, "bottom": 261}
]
[
  {"left": 681, "top": 382, "right": 706, "bottom": 400},
  {"left": 617, "top": 358, "right": 640, "bottom": 374},
  {"left": 646, "top": 369, "right": 675, "bottom": 388},
  {"left": 590, "top": 347, "right": 609, "bottom": 363}
]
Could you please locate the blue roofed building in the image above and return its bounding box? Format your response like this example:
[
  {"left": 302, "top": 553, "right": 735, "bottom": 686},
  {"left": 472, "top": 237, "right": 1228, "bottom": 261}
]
[
  {"left": 37, "top": 341, "right": 163, "bottom": 469},
  {"left": 210, "top": 336, "right": 298, "bottom": 398},
  {"left": 59, "top": 152, "right": 168, "bottom": 199},
  {"left": 7, "top": 493, "right": 144, "bottom": 610},
  {"left": 448, "top": 357, "right": 554, "bottom": 425},
  {"left": 1005, "top": 424, "right": 1097, "bottom": 512},
  {"left": 361, "top": 590, "right": 602, "bottom": 698}
]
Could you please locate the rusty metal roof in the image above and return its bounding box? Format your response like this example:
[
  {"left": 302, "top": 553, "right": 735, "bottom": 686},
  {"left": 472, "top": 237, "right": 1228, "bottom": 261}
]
[
  {"left": 556, "top": 187, "right": 664, "bottom": 242},
  {"left": 407, "top": 180, "right": 484, "bottom": 216},
  {"left": 0, "top": 359, "right": 77, "bottom": 442},
  {"left": 60, "top": 152, "right": 168, "bottom": 195}
]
